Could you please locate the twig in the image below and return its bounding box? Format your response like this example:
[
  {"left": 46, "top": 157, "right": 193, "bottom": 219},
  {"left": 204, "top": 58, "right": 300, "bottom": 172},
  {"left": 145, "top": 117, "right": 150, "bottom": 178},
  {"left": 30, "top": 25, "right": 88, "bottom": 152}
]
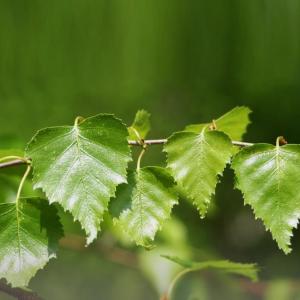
[
  {"left": 128, "top": 139, "right": 168, "bottom": 145},
  {"left": 231, "top": 141, "right": 254, "bottom": 147},
  {"left": 128, "top": 139, "right": 253, "bottom": 147},
  {"left": 0, "top": 280, "right": 43, "bottom": 300},
  {"left": 0, "top": 139, "right": 253, "bottom": 170},
  {"left": 0, "top": 159, "right": 26, "bottom": 169}
]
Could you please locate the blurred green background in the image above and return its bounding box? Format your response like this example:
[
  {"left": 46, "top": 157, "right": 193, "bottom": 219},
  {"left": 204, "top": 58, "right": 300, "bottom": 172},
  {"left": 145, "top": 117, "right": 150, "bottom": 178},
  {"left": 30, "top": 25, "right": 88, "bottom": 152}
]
[{"left": 1, "top": 1, "right": 300, "bottom": 299}]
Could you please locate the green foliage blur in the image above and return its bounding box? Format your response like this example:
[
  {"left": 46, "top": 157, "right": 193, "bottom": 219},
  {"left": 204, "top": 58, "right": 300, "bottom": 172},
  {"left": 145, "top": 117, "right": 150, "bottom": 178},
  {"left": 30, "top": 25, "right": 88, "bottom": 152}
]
[{"left": 1, "top": 1, "right": 300, "bottom": 299}]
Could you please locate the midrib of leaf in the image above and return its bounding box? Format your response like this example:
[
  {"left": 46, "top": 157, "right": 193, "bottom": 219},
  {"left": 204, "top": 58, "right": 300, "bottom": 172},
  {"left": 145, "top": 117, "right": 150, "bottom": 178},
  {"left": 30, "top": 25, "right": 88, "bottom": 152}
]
[
  {"left": 49, "top": 126, "right": 86, "bottom": 203},
  {"left": 14, "top": 164, "right": 32, "bottom": 273},
  {"left": 193, "top": 130, "right": 218, "bottom": 202},
  {"left": 50, "top": 154, "right": 77, "bottom": 203},
  {"left": 38, "top": 141, "right": 76, "bottom": 189},
  {"left": 131, "top": 127, "right": 142, "bottom": 141},
  {"left": 274, "top": 146, "right": 284, "bottom": 224},
  {"left": 74, "top": 125, "right": 86, "bottom": 204},
  {"left": 275, "top": 145, "right": 282, "bottom": 194},
  {"left": 136, "top": 171, "right": 145, "bottom": 242},
  {"left": 258, "top": 148, "right": 283, "bottom": 221},
  {"left": 196, "top": 130, "right": 224, "bottom": 168},
  {"left": 73, "top": 124, "right": 96, "bottom": 223},
  {"left": 16, "top": 203, "right": 22, "bottom": 273},
  {"left": 193, "top": 130, "right": 207, "bottom": 190},
  {"left": 40, "top": 123, "right": 120, "bottom": 208},
  {"left": 241, "top": 148, "right": 283, "bottom": 214}
]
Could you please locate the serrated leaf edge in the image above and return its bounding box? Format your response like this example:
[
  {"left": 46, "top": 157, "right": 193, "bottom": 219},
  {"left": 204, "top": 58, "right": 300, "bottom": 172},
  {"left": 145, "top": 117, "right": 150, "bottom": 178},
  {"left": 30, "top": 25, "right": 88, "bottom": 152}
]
[
  {"left": 164, "top": 130, "right": 234, "bottom": 218},
  {"left": 1, "top": 198, "right": 63, "bottom": 287},
  {"left": 231, "top": 145, "right": 300, "bottom": 254},
  {"left": 114, "top": 166, "right": 178, "bottom": 248},
  {"left": 26, "top": 113, "right": 132, "bottom": 245}
]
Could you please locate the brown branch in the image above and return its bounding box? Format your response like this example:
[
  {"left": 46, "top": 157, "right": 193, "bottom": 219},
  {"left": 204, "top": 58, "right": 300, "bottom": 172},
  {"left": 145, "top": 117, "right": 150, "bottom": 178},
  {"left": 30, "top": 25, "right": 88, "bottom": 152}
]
[
  {"left": 231, "top": 141, "right": 254, "bottom": 147},
  {"left": 0, "top": 139, "right": 253, "bottom": 170},
  {"left": 0, "top": 159, "right": 26, "bottom": 169},
  {"left": 128, "top": 139, "right": 253, "bottom": 147},
  {"left": 0, "top": 280, "right": 43, "bottom": 300},
  {"left": 128, "top": 139, "right": 168, "bottom": 145}
]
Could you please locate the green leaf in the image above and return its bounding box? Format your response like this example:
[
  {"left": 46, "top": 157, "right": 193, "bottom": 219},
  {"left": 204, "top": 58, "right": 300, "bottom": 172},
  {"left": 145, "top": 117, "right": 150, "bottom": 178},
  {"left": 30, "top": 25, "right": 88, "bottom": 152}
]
[
  {"left": 164, "top": 129, "right": 234, "bottom": 217},
  {"left": 112, "top": 167, "right": 178, "bottom": 247},
  {"left": 162, "top": 255, "right": 258, "bottom": 281},
  {"left": 184, "top": 123, "right": 207, "bottom": 134},
  {"left": 185, "top": 106, "right": 252, "bottom": 141},
  {"left": 0, "top": 198, "right": 63, "bottom": 287},
  {"left": 26, "top": 114, "right": 131, "bottom": 245},
  {"left": 214, "top": 106, "right": 252, "bottom": 140},
  {"left": 128, "top": 109, "right": 151, "bottom": 141},
  {"left": 232, "top": 143, "right": 300, "bottom": 254}
]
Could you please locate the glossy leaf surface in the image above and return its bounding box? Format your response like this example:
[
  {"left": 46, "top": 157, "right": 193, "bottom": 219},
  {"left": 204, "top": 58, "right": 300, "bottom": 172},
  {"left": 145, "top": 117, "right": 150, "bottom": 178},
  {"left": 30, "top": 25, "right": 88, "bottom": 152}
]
[
  {"left": 0, "top": 198, "right": 62, "bottom": 287},
  {"left": 26, "top": 114, "right": 131, "bottom": 244},
  {"left": 112, "top": 167, "right": 178, "bottom": 247},
  {"left": 232, "top": 143, "right": 300, "bottom": 254},
  {"left": 164, "top": 129, "right": 233, "bottom": 216}
]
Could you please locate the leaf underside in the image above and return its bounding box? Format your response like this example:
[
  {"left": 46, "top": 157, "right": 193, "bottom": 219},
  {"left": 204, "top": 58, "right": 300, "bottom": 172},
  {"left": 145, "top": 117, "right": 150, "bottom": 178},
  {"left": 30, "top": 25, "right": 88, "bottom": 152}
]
[
  {"left": 112, "top": 167, "right": 178, "bottom": 247},
  {"left": 232, "top": 143, "right": 300, "bottom": 254},
  {"left": 26, "top": 114, "right": 131, "bottom": 244},
  {"left": 164, "top": 130, "right": 234, "bottom": 217},
  {"left": 185, "top": 106, "right": 251, "bottom": 141},
  {"left": 0, "top": 198, "right": 62, "bottom": 287},
  {"left": 128, "top": 109, "right": 151, "bottom": 141},
  {"left": 162, "top": 255, "right": 258, "bottom": 281}
]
